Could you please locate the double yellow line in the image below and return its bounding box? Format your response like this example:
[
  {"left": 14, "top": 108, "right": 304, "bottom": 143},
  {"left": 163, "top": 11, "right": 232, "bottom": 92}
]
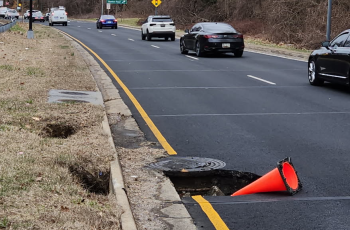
[{"left": 60, "top": 30, "right": 229, "bottom": 230}]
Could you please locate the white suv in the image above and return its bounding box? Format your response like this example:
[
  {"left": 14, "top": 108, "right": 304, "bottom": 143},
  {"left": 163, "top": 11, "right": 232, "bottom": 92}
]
[
  {"left": 49, "top": 6, "right": 67, "bottom": 26},
  {"left": 141, "top": 15, "right": 176, "bottom": 41}
]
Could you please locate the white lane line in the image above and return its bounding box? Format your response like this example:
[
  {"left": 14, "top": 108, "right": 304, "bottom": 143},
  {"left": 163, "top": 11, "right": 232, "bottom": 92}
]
[
  {"left": 128, "top": 38, "right": 134, "bottom": 41},
  {"left": 111, "top": 34, "right": 116, "bottom": 36},
  {"left": 151, "top": 45, "right": 160, "bottom": 48},
  {"left": 87, "top": 28, "right": 91, "bottom": 30},
  {"left": 185, "top": 55, "right": 198, "bottom": 60},
  {"left": 98, "top": 30, "right": 102, "bottom": 33},
  {"left": 77, "top": 26, "right": 81, "bottom": 27},
  {"left": 247, "top": 75, "right": 276, "bottom": 85}
]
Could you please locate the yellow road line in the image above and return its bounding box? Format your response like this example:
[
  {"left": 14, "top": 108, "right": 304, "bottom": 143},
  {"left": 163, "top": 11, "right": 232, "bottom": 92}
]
[
  {"left": 60, "top": 30, "right": 177, "bottom": 155},
  {"left": 192, "top": 195, "right": 229, "bottom": 230}
]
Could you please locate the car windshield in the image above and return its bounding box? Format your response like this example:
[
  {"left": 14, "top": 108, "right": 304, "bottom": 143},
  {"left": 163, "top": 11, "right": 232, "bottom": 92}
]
[
  {"left": 33, "top": 12, "right": 42, "bottom": 16},
  {"left": 101, "top": 15, "right": 115, "bottom": 19},
  {"left": 202, "top": 23, "right": 237, "bottom": 33},
  {"left": 152, "top": 18, "right": 172, "bottom": 22},
  {"left": 9, "top": 10, "right": 16, "bottom": 13}
]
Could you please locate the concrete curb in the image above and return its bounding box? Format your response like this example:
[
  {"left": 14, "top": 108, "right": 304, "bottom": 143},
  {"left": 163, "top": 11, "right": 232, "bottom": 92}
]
[
  {"left": 63, "top": 29, "right": 196, "bottom": 230},
  {"left": 62, "top": 33, "right": 138, "bottom": 230}
]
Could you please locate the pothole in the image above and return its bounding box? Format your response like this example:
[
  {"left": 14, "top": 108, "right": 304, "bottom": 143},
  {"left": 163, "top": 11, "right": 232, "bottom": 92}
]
[
  {"left": 40, "top": 124, "right": 76, "bottom": 138},
  {"left": 148, "top": 157, "right": 260, "bottom": 197},
  {"left": 57, "top": 99, "right": 89, "bottom": 103},
  {"left": 166, "top": 169, "right": 260, "bottom": 197},
  {"left": 69, "top": 165, "right": 110, "bottom": 195}
]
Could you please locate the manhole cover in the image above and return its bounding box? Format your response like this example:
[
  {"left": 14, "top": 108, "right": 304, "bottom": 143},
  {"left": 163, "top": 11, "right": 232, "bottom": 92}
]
[
  {"left": 148, "top": 157, "right": 226, "bottom": 172},
  {"left": 60, "top": 91, "right": 89, "bottom": 95}
]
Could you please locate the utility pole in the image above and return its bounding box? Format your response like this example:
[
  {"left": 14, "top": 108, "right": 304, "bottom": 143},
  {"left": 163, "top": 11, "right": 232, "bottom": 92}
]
[
  {"left": 101, "top": 0, "right": 103, "bottom": 15},
  {"left": 27, "top": 0, "right": 34, "bottom": 39},
  {"left": 326, "top": 0, "right": 332, "bottom": 41}
]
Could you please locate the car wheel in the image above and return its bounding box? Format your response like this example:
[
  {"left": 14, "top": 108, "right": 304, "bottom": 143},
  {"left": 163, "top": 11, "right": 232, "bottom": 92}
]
[
  {"left": 165, "top": 37, "right": 169, "bottom": 41},
  {"left": 234, "top": 50, "right": 243, "bottom": 57},
  {"left": 171, "top": 35, "right": 175, "bottom": 41},
  {"left": 308, "top": 60, "right": 324, "bottom": 86},
  {"left": 141, "top": 30, "right": 146, "bottom": 40},
  {"left": 195, "top": 41, "right": 204, "bottom": 57},
  {"left": 180, "top": 39, "right": 189, "bottom": 54},
  {"left": 49, "top": 22, "right": 52, "bottom": 26},
  {"left": 147, "top": 30, "right": 152, "bottom": 41}
]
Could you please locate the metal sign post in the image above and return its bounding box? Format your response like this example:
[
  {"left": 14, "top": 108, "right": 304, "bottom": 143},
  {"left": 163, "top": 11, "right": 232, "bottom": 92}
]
[
  {"left": 101, "top": 0, "right": 103, "bottom": 15},
  {"left": 151, "top": 0, "right": 161, "bottom": 15},
  {"left": 326, "top": 0, "right": 332, "bottom": 41}
]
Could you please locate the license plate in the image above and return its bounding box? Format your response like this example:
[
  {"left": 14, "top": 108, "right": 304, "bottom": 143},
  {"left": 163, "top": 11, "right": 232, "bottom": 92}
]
[
  {"left": 161, "top": 24, "right": 165, "bottom": 27},
  {"left": 222, "top": 43, "right": 230, "bottom": 48},
  {"left": 60, "top": 17, "right": 64, "bottom": 19},
  {"left": 108, "top": 21, "right": 111, "bottom": 23},
  {"left": 54, "top": 16, "right": 58, "bottom": 19}
]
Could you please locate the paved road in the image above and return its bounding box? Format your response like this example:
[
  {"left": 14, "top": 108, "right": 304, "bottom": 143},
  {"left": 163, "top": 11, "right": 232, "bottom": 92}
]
[{"left": 52, "top": 20, "right": 350, "bottom": 229}]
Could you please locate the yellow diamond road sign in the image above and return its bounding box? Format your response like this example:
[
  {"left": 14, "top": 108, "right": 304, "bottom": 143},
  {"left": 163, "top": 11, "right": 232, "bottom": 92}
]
[{"left": 152, "top": 0, "right": 162, "bottom": 7}]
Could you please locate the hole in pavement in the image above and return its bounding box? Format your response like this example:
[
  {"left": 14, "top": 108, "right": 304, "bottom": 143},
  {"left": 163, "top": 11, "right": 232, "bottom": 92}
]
[
  {"left": 57, "top": 99, "right": 89, "bottom": 103},
  {"left": 59, "top": 91, "right": 89, "bottom": 96},
  {"left": 148, "top": 156, "right": 260, "bottom": 197},
  {"left": 69, "top": 165, "right": 110, "bottom": 195},
  {"left": 40, "top": 124, "right": 75, "bottom": 138},
  {"left": 165, "top": 170, "right": 260, "bottom": 197}
]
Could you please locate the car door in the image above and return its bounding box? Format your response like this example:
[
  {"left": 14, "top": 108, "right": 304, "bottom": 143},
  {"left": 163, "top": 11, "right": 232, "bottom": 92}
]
[
  {"left": 333, "top": 34, "right": 350, "bottom": 81},
  {"left": 187, "top": 24, "right": 201, "bottom": 50},
  {"left": 317, "top": 32, "right": 349, "bottom": 83},
  {"left": 142, "top": 17, "right": 150, "bottom": 34}
]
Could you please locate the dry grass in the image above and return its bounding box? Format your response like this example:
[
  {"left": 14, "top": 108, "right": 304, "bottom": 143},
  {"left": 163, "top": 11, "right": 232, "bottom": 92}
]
[{"left": 0, "top": 23, "right": 121, "bottom": 229}]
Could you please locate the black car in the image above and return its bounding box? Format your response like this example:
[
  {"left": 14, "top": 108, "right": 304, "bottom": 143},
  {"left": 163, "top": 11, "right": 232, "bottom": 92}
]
[
  {"left": 308, "top": 29, "right": 350, "bottom": 86},
  {"left": 180, "top": 22, "right": 244, "bottom": 57},
  {"left": 32, "top": 12, "right": 45, "bottom": 22}
]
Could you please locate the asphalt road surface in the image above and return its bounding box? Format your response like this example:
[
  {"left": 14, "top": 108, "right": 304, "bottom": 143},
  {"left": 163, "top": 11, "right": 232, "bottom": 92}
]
[{"left": 49, "top": 20, "right": 350, "bottom": 229}]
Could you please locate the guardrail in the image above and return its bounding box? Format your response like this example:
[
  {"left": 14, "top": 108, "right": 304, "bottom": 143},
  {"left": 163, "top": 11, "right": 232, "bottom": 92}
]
[{"left": 0, "top": 20, "right": 17, "bottom": 33}]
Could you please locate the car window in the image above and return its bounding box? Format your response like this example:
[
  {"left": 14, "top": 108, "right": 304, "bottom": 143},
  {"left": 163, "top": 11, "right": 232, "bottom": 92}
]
[
  {"left": 152, "top": 18, "right": 172, "bottom": 22},
  {"left": 101, "top": 15, "right": 115, "bottom": 19},
  {"left": 344, "top": 36, "right": 350, "bottom": 47},
  {"left": 202, "top": 23, "right": 237, "bottom": 33},
  {"left": 330, "top": 33, "right": 349, "bottom": 48},
  {"left": 190, "top": 24, "right": 200, "bottom": 32}
]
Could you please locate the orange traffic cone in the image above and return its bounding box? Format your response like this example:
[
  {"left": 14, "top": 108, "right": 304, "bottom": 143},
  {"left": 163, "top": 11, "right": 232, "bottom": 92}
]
[{"left": 231, "top": 157, "right": 302, "bottom": 196}]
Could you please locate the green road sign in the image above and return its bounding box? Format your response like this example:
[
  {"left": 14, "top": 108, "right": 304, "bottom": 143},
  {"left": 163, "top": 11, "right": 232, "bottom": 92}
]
[{"left": 107, "top": 0, "right": 127, "bottom": 4}]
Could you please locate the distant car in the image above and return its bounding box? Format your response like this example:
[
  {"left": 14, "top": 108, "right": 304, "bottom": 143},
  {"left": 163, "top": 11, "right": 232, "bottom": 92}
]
[
  {"left": 96, "top": 15, "right": 118, "bottom": 29},
  {"left": 308, "top": 29, "right": 350, "bottom": 86},
  {"left": 32, "top": 11, "right": 45, "bottom": 22},
  {"left": 5, "top": 9, "right": 19, "bottom": 19},
  {"left": 0, "top": 7, "right": 8, "bottom": 18},
  {"left": 24, "top": 10, "right": 39, "bottom": 19},
  {"left": 45, "top": 12, "right": 50, "bottom": 21},
  {"left": 49, "top": 7, "right": 68, "bottom": 26},
  {"left": 180, "top": 22, "right": 245, "bottom": 57},
  {"left": 141, "top": 15, "right": 176, "bottom": 41}
]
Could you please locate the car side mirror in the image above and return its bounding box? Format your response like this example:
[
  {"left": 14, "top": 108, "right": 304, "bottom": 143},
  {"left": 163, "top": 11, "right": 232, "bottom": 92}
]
[
  {"left": 184, "top": 29, "right": 189, "bottom": 33},
  {"left": 322, "top": 41, "right": 330, "bottom": 47}
]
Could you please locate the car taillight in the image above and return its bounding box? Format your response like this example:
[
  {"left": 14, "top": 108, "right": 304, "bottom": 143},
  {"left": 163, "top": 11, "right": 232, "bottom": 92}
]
[
  {"left": 100, "top": 20, "right": 105, "bottom": 22},
  {"left": 51, "top": 13, "right": 54, "bottom": 15},
  {"left": 204, "top": 35, "right": 219, "bottom": 38},
  {"left": 233, "top": 34, "right": 243, "bottom": 39},
  {"left": 150, "top": 23, "right": 156, "bottom": 26},
  {"left": 65, "top": 12, "right": 68, "bottom": 15},
  {"left": 114, "top": 19, "right": 117, "bottom": 22}
]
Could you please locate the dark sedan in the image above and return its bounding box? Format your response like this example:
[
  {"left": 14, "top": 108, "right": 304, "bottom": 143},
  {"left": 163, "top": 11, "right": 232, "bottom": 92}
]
[
  {"left": 180, "top": 22, "right": 244, "bottom": 57},
  {"left": 96, "top": 15, "right": 118, "bottom": 29},
  {"left": 308, "top": 29, "right": 350, "bottom": 86}
]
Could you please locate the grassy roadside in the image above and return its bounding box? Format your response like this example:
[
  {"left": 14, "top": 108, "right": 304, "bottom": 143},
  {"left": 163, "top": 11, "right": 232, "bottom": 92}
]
[{"left": 0, "top": 23, "right": 121, "bottom": 229}]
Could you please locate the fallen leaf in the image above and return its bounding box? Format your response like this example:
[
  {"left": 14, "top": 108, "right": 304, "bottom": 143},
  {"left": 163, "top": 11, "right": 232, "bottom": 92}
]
[
  {"left": 60, "top": 206, "right": 69, "bottom": 212},
  {"left": 32, "top": 117, "right": 40, "bottom": 121}
]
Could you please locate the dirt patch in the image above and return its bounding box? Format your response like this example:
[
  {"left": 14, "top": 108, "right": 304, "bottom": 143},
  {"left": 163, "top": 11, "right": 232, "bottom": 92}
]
[{"left": 0, "top": 23, "right": 121, "bottom": 229}]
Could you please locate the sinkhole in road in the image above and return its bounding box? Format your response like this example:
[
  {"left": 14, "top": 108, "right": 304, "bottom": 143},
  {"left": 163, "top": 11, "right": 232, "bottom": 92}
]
[{"left": 148, "top": 157, "right": 260, "bottom": 197}]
